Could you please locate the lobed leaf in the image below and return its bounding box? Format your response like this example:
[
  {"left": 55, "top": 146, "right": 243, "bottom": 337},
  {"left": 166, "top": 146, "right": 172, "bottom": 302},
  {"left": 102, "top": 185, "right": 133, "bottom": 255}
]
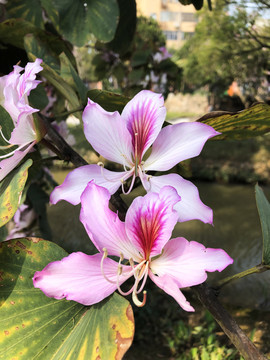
[
  {"left": 0, "top": 238, "right": 134, "bottom": 359},
  {"left": 198, "top": 103, "right": 270, "bottom": 140},
  {"left": 0, "top": 159, "right": 33, "bottom": 228},
  {"left": 255, "top": 184, "right": 270, "bottom": 265},
  {"left": 51, "top": 0, "right": 119, "bottom": 46}
]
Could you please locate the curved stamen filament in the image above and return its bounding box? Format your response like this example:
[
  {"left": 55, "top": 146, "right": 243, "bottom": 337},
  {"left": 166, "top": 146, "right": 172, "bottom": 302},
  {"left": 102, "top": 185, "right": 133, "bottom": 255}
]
[
  {"left": 0, "top": 142, "right": 30, "bottom": 159},
  {"left": 0, "top": 126, "right": 11, "bottom": 144},
  {"left": 97, "top": 162, "right": 120, "bottom": 183},
  {"left": 100, "top": 248, "right": 117, "bottom": 284},
  {"left": 136, "top": 262, "right": 149, "bottom": 294},
  {"left": 121, "top": 173, "right": 136, "bottom": 195},
  {"left": 132, "top": 290, "right": 147, "bottom": 307}
]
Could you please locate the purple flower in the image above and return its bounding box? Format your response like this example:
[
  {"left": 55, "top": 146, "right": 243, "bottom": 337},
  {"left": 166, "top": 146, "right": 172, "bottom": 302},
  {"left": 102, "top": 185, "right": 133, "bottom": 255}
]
[
  {"left": 0, "top": 59, "right": 43, "bottom": 181},
  {"left": 50, "top": 90, "right": 219, "bottom": 224},
  {"left": 34, "top": 183, "right": 233, "bottom": 311}
]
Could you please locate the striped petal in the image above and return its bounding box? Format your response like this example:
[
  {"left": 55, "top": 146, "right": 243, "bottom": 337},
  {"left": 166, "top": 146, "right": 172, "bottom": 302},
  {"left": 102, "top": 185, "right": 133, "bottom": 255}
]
[
  {"left": 125, "top": 186, "right": 180, "bottom": 259},
  {"left": 83, "top": 99, "right": 133, "bottom": 167},
  {"left": 80, "top": 182, "right": 140, "bottom": 261},
  {"left": 121, "top": 90, "right": 166, "bottom": 161},
  {"left": 147, "top": 174, "right": 213, "bottom": 224}
]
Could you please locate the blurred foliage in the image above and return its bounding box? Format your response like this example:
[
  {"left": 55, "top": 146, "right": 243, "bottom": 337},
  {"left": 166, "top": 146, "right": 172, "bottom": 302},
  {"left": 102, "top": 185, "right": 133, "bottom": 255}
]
[{"left": 174, "top": 0, "right": 270, "bottom": 107}]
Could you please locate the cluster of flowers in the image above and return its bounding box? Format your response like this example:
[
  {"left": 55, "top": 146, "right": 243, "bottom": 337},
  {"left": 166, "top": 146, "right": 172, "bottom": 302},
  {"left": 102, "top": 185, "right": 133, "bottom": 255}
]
[{"left": 0, "top": 61, "right": 233, "bottom": 311}]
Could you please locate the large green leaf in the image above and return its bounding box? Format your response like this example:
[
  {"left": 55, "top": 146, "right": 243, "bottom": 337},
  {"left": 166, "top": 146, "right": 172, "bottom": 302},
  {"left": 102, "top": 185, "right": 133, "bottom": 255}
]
[
  {"left": 6, "top": 0, "right": 44, "bottom": 29},
  {"left": 255, "top": 184, "right": 270, "bottom": 265},
  {"left": 87, "top": 90, "right": 130, "bottom": 113},
  {"left": 0, "top": 238, "right": 134, "bottom": 359},
  {"left": 0, "top": 105, "right": 14, "bottom": 153},
  {"left": 52, "top": 0, "right": 119, "bottom": 46},
  {"left": 0, "top": 159, "right": 32, "bottom": 228},
  {"left": 107, "top": 0, "right": 137, "bottom": 56},
  {"left": 59, "top": 53, "right": 88, "bottom": 104},
  {"left": 199, "top": 103, "right": 270, "bottom": 140}
]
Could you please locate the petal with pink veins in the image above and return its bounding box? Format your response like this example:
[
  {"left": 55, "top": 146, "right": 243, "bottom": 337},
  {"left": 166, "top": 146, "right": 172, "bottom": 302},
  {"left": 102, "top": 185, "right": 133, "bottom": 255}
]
[
  {"left": 147, "top": 174, "right": 213, "bottom": 224},
  {"left": 0, "top": 142, "right": 36, "bottom": 182},
  {"left": 50, "top": 164, "right": 129, "bottom": 206},
  {"left": 83, "top": 99, "right": 133, "bottom": 166},
  {"left": 80, "top": 182, "right": 140, "bottom": 261},
  {"left": 33, "top": 252, "right": 131, "bottom": 306},
  {"left": 121, "top": 90, "right": 166, "bottom": 161},
  {"left": 151, "top": 237, "right": 233, "bottom": 288},
  {"left": 125, "top": 186, "right": 180, "bottom": 259},
  {"left": 149, "top": 272, "right": 194, "bottom": 312},
  {"left": 144, "top": 122, "right": 220, "bottom": 171}
]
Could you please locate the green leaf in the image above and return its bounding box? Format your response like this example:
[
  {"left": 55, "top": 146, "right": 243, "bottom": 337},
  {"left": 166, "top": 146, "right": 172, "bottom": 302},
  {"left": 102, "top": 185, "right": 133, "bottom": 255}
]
[
  {"left": 0, "top": 238, "right": 134, "bottom": 359},
  {"left": 131, "top": 49, "right": 152, "bottom": 67},
  {"left": 107, "top": 0, "right": 137, "bottom": 56},
  {"left": 255, "top": 184, "right": 270, "bottom": 265},
  {"left": 199, "top": 103, "right": 270, "bottom": 140},
  {"left": 29, "top": 83, "right": 49, "bottom": 111},
  {"left": 27, "top": 54, "right": 82, "bottom": 117},
  {"left": 0, "top": 159, "right": 33, "bottom": 227},
  {"left": 0, "top": 226, "right": 7, "bottom": 242},
  {"left": 6, "top": 0, "right": 44, "bottom": 29},
  {"left": 178, "top": 0, "right": 204, "bottom": 10},
  {"left": 59, "top": 53, "right": 88, "bottom": 104},
  {"left": 0, "top": 105, "right": 14, "bottom": 153},
  {"left": 87, "top": 89, "right": 130, "bottom": 113},
  {"left": 52, "top": 0, "right": 119, "bottom": 46}
]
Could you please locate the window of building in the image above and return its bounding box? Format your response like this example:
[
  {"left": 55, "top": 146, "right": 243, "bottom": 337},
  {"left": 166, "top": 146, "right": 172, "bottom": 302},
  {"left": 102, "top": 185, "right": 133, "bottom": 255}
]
[
  {"left": 160, "top": 11, "right": 180, "bottom": 22},
  {"left": 181, "top": 12, "right": 196, "bottom": 22},
  {"left": 163, "top": 30, "right": 180, "bottom": 40},
  {"left": 180, "top": 31, "right": 195, "bottom": 40}
]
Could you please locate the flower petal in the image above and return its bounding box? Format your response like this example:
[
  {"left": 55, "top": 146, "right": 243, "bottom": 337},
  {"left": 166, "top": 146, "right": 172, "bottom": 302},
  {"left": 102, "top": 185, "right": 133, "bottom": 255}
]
[
  {"left": 144, "top": 122, "right": 220, "bottom": 171},
  {"left": 125, "top": 186, "right": 180, "bottom": 259},
  {"left": 0, "top": 142, "right": 35, "bottom": 181},
  {"left": 80, "top": 182, "right": 140, "bottom": 260},
  {"left": 33, "top": 252, "right": 130, "bottom": 305},
  {"left": 149, "top": 272, "right": 194, "bottom": 312},
  {"left": 151, "top": 237, "right": 233, "bottom": 288},
  {"left": 121, "top": 90, "right": 166, "bottom": 161},
  {"left": 83, "top": 99, "right": 133, "bottom": 166},
  {"left": 50, "top": 164, "right": 129, "bottom": 205},
  {"left": 147, "top": 174, "right": 213, "bottom": 224}
]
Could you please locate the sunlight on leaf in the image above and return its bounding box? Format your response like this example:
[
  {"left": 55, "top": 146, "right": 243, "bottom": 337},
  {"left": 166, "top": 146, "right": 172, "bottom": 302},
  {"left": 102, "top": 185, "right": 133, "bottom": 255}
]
[
  {"left": 0, "top": 238, "right": 134, "bottom": 360},
  {"left": 199, "top": 103, "right": 270, "bottom": 140},
  {"left": 0, "top": 159, "right": 32, "bottom": 228}
]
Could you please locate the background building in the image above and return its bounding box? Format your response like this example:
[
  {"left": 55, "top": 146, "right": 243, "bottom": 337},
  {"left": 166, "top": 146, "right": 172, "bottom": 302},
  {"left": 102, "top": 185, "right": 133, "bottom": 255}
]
[{"left": 136, "top": 0, "right": 197, "bottom": 48}]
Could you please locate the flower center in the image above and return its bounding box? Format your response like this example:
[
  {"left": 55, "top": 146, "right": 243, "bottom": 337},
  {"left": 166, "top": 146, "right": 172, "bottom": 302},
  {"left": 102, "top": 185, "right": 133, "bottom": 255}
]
[{"left": 101, "top": 247, "right": 148, "bottom": 307}]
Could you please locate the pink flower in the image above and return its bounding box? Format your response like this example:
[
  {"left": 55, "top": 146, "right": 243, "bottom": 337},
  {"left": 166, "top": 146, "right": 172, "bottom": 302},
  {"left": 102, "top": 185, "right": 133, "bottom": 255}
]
[
  {"left": 0, "top": 59, "right": 44, "bottom": 181},
  {"left": 50, "top": 90, "right": 219, "bottom": 224},
  {"left": 34, "top": 183, "right": 233, "bottom": 311}
]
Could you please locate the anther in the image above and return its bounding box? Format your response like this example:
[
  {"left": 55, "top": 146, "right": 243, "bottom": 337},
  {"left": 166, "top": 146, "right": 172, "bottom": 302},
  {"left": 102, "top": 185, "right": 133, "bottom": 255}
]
[
  {"left": 132, "top": 290, "right": 147, "bottom": 307},
  {"left": 97, "top": 162, "right": 104, "bottom": 167}
]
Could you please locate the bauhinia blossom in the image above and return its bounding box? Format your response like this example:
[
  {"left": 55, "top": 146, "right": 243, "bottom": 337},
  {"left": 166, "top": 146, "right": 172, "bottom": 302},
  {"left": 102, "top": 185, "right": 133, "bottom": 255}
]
[
  {"left": 50, "top": 90, "right": 220, "bottom": 224},
  {"left": 0, "top": 59, "right": 44, "bottom": 181},
  {"left": 34, "top": 183, "right": 233, "bottom": 311}
]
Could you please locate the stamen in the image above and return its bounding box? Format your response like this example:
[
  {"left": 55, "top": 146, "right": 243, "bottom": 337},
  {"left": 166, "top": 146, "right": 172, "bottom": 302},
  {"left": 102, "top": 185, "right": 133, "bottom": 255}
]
[
  {"left": 0, "top": 126, "right": 11, "bottom": 144},
  {"left": 134, "top": 132, "right": 138, "bottom": 176},
  {"left": 132, "top": 290, "right": 147, "bottom": 307},
  {"left": 136, "top": 262, "right": 149, "bottom": 294},
  {"left": 100, "top": 248, "right": 117, "bottom": 284},
  {"left": 121, "top": 173, "right": 136, "bottom": 195},
  {"left": 97, "top": 162, "right": 120, "bottom": 183},
  {"left": 0, "top": 143, "right": 30, "bottom": 160}
]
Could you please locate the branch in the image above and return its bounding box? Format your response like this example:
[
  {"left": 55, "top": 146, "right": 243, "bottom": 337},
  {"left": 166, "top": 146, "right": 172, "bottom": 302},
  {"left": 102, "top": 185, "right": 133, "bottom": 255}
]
[{"left": 193, "top": 284, "right": 268, "bottom": 360}]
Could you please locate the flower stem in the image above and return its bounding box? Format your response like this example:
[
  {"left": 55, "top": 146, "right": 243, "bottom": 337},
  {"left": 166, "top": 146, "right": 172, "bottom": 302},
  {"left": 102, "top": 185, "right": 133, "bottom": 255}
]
[{"left": 216, "top": 263, "right": 270, "bottom": 289}]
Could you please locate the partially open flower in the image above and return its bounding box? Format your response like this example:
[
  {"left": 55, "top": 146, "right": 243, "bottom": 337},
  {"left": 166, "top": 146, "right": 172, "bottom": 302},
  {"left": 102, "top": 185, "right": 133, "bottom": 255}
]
[{"left": 0, "top": 59, "right": 44, "bottom": 181}]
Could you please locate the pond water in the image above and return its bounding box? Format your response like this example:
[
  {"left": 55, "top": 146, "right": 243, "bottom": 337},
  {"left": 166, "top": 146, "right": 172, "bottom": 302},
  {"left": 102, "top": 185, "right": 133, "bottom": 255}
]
[{"left": 48, "top": 171, "right": 270, "bottom": 310}]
